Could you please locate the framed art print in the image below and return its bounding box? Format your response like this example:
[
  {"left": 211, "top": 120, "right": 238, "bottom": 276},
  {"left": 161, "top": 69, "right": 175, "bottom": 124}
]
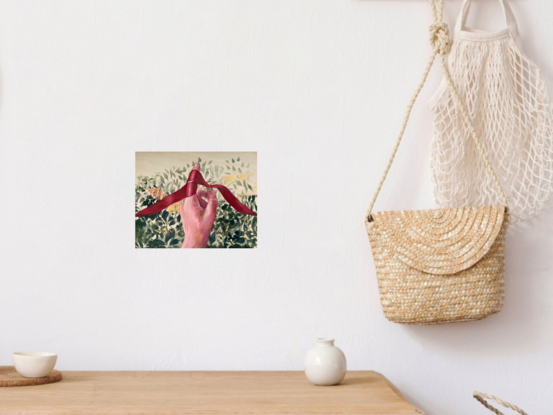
[{"left": 135, "top": 152, "right": 257, "bottom": 249}]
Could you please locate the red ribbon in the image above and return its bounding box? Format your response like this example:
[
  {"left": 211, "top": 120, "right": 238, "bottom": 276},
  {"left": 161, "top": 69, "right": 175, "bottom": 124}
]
[{"left": 135, "top": 169, "right": 257, "bottom": 217}]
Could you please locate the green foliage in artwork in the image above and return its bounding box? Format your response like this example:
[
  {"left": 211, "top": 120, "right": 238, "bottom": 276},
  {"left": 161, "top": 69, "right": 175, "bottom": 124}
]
[{"left": 135, "top": 157, "right": 257, "bottom": 249}]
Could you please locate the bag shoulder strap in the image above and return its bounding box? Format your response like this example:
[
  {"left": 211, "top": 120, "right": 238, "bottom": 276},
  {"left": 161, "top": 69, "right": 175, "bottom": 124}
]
[
  {"left": 366, "top": 0, "right": 508, "bottom": 222},
  {"left": 453, "top": 0, "right": 521, "bottom": 43},
  {"left": 473, "top": 392, "right": 528, "bottom": 415}
]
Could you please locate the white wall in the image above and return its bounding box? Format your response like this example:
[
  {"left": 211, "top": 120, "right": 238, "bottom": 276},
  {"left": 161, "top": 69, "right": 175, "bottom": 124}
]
[{"left": 1, "top": 0, "right": 552, "bottom": 413}]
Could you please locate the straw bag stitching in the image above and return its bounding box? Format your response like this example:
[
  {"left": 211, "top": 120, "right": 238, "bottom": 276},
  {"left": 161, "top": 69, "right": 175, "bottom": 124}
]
[
  {"left": 474, "top": 392, "right": 529, "bottom": 415},
  {"left": 365, "top": 0, "right": 509, "bottom": 324}
]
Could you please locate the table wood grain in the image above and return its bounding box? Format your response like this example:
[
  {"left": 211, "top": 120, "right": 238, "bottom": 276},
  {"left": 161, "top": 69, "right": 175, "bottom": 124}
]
[{"left": 0, "top": 371, "right": 424, "bottom": 415}]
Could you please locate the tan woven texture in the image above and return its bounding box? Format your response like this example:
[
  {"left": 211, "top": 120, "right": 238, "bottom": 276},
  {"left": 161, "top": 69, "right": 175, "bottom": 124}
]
[
  {"left": 366, "top": 206, "right": 508, "bottom": 324},
  {"left": 365, "top": 0, "right": 509, "bottom": 324}
]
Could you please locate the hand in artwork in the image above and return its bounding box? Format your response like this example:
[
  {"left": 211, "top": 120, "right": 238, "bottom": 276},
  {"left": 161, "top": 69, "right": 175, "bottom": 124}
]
[{"left": 180, "top": 162, "right": 218, "bottom": 248}]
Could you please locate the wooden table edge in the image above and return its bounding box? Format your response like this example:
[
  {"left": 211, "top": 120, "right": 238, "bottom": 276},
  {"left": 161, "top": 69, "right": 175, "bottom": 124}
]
[{"left": 0, "top": 370, "right": 426, "bottom": 415}]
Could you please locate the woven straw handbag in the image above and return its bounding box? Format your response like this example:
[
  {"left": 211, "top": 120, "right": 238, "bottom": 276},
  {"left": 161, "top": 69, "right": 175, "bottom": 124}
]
[
  {"left": 365, "top": 0, "right": 509, "bottom": 325},
  {"left": 474, "top": 392, "right": 528, "bottom": 415}
]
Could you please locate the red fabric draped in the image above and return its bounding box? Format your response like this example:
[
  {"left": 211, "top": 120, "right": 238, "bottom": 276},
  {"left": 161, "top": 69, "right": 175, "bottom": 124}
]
[{"left": 135, "top": 170, "right": 257, "bottom": 217}]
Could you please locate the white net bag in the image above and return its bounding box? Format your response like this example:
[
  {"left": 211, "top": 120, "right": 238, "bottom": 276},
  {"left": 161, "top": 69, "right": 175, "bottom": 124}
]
[{"left": 429, "top": 0, "right": 553, "bottom": 222}]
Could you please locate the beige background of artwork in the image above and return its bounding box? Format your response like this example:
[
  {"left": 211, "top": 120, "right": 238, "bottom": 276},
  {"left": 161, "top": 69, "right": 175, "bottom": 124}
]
[{"left": 136, "top": 152, "right": 257, "bottom": 194}]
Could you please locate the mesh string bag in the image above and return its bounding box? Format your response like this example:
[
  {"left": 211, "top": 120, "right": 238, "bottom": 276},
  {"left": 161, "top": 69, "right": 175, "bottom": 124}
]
[{"left": 429, "top": 0, "right": 553, "bottom": 223}]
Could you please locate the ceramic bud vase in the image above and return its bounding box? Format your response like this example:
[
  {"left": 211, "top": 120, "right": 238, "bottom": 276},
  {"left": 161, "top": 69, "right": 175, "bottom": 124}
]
[{"left": 304, "top": 338, "right": 347, "bottom": 386}]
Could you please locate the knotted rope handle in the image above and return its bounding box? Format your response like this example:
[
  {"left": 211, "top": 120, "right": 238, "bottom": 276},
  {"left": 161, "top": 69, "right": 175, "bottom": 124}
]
[
  {"left": 366, "top": 0, "right": 508, "bottom": 221},
  {"left": 474, "top": 392, "right": 529, "bottom": 415}
]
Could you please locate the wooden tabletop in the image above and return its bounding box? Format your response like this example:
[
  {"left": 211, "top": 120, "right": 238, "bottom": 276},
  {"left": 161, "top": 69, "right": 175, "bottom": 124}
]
[{"left": 0, "top": 371, "right": 424, "bottom": 415}]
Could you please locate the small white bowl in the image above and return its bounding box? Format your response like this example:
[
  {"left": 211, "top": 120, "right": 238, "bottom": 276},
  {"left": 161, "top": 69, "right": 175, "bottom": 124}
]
[{"left": 13, "top": 352, "right": 58, "bottom": 378}]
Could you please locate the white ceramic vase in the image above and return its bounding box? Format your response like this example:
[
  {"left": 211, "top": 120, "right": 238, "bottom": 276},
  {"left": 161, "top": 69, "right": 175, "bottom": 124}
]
[{"left": 304, "top": 338, "right": 347, "bottom": 386}]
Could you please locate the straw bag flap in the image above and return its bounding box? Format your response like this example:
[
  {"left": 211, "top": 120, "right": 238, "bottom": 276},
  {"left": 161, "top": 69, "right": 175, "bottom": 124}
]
[{"left": 367, "top": 205, "right": 505, "bottom": 275}]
